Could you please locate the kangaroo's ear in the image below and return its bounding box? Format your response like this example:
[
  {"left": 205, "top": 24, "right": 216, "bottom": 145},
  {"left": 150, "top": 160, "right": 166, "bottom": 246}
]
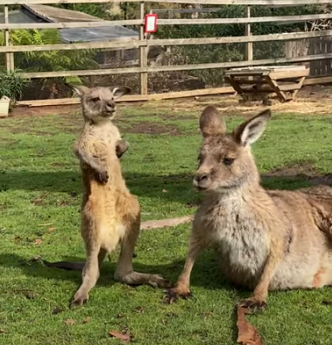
[
  {"left": 67, "top": 84, "right": 90, "bottom": 97},
  {"left": 111, "top": 86, "right": 131, "bottom": 99},
  {"left": 233, "top": 109, "right": 271, "bottom": 146},
  {"left": 199, "top": 105, "right": 226, "bottom": 138}
]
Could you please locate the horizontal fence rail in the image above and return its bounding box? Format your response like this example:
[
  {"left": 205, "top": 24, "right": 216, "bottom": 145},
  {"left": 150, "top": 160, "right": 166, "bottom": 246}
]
[
  {"left": 0, "top": 20, "right": 143, "bottom": 30},
  {"left": 18, "top": 53, "right": 332, "bottom": 79},
  {"left": 3, "top": 13, "right": 332, "bottom": 30},
  {"left": 1, "top": 30, "right": 332, "bottom": 53},
  {"left": 2, "top": 0, "right": 332, "bottom": 103},
  {"left": 3, "top": 0, "right": 332, "bottom": 5}
]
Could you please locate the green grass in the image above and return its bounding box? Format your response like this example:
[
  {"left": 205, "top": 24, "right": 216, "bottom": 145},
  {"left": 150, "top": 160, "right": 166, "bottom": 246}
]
[{"left": 1, "top": 102, "right": 332, "bottom": 345}]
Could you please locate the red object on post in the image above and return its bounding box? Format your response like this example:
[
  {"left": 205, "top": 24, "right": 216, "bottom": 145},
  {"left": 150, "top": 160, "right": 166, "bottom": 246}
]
[{"left": 144, "top": 13, "right": 158, "bottom": 34}]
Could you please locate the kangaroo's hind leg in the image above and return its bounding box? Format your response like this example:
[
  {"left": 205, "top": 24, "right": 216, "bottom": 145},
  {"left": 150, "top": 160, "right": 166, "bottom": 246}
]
[
  {"left": 70, "top": 214, "right": 108, "bottom": 309},
  {"left": 71, "top": 245, "right": 101, "bottom": 309},
  {"left": 114, "top": 196, "right": 170, "bottom": 289}
]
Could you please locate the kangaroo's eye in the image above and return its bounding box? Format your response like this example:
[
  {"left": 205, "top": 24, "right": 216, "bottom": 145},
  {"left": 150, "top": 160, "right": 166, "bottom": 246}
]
[
  {"left": 91, "top": 96, "right": 100, "bottom": 102},
  {"left": 223, "top": 158, "right": 234, "bottom": 166}
]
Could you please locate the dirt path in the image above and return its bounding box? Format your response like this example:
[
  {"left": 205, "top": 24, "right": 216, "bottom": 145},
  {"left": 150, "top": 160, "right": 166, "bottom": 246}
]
[{"left": 10, "top": 84, "right": 332, "bottom": 118}]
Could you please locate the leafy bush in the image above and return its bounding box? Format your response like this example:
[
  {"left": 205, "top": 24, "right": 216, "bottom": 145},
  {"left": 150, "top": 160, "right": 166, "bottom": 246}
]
[
  {"left": 5, "top": 29, "right": 97, "bottom": 80},
  {"left": 55, "top": 3, "right": 109, "bottom": 19},
  {"left": 152, "top": 4, "right": 324, "bottom": 86},
  {"left": 0, "top": 70, "right": 28, "bottom": 101},
  {"left": 0, "top": 28, "right": 98, "bottom": 98}
]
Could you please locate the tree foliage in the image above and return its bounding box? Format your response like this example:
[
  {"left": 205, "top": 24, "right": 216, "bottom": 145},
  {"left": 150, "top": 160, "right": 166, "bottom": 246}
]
[
  {"left": 0, "top": 28, "right": 98, "bottom": 98},
  {"left": 0, "top": 29, "right": 97, "bottom": 79},
  {"left": 150, "top": 4, "right": 323, "bottom": 86},
  {"left": 55, "top": 3, "right": 108, "bottom": 19}
]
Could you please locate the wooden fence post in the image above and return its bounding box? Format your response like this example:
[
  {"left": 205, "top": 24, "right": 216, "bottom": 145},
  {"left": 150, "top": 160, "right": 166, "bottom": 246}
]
[
  {"left": 4, "top": 5, "right": 15, "bottom": 72},
  {"left": 245, "top": 5, "right": 253, "bottom": 63},
  {"left": 139, "top": 2, "right": 148, "bottom": 95}
]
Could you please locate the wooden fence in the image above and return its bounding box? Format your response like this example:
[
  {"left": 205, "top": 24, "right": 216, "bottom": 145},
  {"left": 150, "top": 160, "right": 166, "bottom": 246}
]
[
  {"left": 2, "top": 0, "right": 332, "bottom": 105},
  {"left": 308, "top": 37, "right": 332, "bottom": 76}
]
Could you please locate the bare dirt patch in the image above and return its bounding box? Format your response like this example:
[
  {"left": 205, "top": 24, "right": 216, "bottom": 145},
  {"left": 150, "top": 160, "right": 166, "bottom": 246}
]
[
  {"left": 1, "top": 139, "right": 19, "bottom": 147},
  {"left": 161, "top": 114, "right": 197, "bottom": 120},
  {"left": 31, "top": 197, "right": 47, "bottom": 206},
  {"left": 263, "top": 162, "right": 332, "bottom": 186},
  {"left": 50, "top": 162, "right": 73, "bottom": 168},
  {"left": 127, "top": 122, "right": 180, "bottom": 135},
  {"left": 10, "top": 104, "right": 80, "bottom": 118},
  {"left": 150, "top": 84, "right": 332, "bottom": 117},
  {"left": 264, "top": 162, "right": 317, "bottom": 178},
  {"left": 9, "top": 84, "right": 332, "bottom": 120},
  {"left": 9, "top": 128, "right": 54, "bottom": 136}
]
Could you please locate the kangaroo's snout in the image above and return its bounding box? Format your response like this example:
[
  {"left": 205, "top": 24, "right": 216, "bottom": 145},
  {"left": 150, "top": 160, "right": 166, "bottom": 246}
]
[{"left": 193, "top": 172, "right": 211, "bottom": 190}]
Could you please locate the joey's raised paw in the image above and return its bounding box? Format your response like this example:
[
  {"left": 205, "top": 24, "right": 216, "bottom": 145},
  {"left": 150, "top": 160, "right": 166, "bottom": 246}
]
[
  {"left": 70, "top": 292, "right": 89, "bottom": 310},
  {"left": 96, "top": 170, "right": 109, "bottom": 184},
  {"left": 164, "top": 287, "right": 193, "bottom": 304},
  {"left": 148, "top": 274, "right": 172, "bottom": 289},
  {"left": 238, "top": 297, "right": 267, "bottom": 312}
]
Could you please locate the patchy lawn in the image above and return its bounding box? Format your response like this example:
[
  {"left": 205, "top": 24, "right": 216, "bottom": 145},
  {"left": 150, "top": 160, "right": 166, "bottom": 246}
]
[{"left": 1, "top": 100, "right": 332, "bottom": 345}]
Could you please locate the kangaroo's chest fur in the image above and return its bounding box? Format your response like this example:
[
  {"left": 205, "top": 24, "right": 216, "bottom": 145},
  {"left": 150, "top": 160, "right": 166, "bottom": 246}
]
[
  {"left": 196, "top": 192, "right": 272, "bottom": 288},
  {"left": 81, "top": 121, "right": 121, "bottom": 170},
  {"left": 196, "top": 188, "right": 332, "bottom": 291}
]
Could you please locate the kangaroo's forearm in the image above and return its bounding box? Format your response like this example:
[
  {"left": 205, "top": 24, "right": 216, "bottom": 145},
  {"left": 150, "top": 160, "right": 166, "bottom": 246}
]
[
  {"left": 253, "top": 238, "right": 284, "bottom": 300},
  {"left": 75, "top": 147, "right": 106, "bottom": 173},
  {"left": 115, "top": 140, "right": 129, "bottom": 158}
]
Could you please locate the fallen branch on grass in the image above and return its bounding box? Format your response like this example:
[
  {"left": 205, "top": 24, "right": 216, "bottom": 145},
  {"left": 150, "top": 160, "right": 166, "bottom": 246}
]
[{"left": 237, "top": 306, "right": 263, "bottom": 345}]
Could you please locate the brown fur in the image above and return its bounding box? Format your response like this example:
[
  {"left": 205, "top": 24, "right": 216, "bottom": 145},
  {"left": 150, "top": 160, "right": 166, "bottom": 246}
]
[
  {"left": 167, "top": 105, "right": 332, "bottom": 310},
  {"left": 68, "top": 84, "right": 169, "bottom": 308}
]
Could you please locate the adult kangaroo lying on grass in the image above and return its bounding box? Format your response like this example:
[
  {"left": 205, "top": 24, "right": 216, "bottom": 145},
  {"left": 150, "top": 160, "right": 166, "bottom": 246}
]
[
  {"left": 55, "top": 84, "right": 171, "bottom": 308},
  {"left": 166, "top": 105, "right": 332, "bottom": 310}
]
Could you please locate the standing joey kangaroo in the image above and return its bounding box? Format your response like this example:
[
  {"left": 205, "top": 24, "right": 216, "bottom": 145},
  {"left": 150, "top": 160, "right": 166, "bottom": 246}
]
[
  {"left": 67, "top": 84, "right": 169, "bottom": 309},
  {"left": 166, "top": 105, "right": 332, "bottom": 310}
]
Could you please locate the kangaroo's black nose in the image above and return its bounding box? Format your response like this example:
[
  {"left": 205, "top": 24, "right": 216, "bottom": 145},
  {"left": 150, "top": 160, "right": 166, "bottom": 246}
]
[{"left": 194, "top": 173, "right": 209, "bottom": 183}]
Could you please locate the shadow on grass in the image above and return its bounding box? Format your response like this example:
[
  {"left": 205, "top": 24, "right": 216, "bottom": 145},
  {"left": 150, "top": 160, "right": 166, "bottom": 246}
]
[
  {"left": 0, "top": 170, "right": 201, "bottom": 205},
  {"left": 0, "top": 170, "right": 321, "bottom": 205},
  {"left": 0, "top": 250, "right": 249, "bottom": 296},
  {"left": 0, "top": 250, "right": 245, "bottom": 342}
]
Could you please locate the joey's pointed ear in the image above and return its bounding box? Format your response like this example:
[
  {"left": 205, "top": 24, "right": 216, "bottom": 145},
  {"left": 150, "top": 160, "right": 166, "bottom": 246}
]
[
  {"left": 67, "top": 84, "right": 90, "bottom": 97},
  {"left": 233, "top": 109, "right": 271, "bottom": 146},
  {"left": 199, "top": 105, "right": 226, "bottom": 138},
  {"left": 112, "top": 86, "right": 131, "bottom": 99}
]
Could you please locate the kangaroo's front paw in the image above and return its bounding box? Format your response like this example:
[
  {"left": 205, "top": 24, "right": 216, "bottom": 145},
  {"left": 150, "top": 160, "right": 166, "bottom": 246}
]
[
  {"left": 96, "top": 170, "right": 109, "bottom": 184},
  {"left": 239, "top": 297, "right": 267, "bottom": 312},
  {"left": 116, "top": 140, "right": 129, "bottom": 158},
  {"left": 164, "top": 286, "right": 193, "bottom": 304},
  {"left": 70, "top": 291, "right": 89, "bottom": 310},
  {"left": 148, "top": 274, "right": 172, "bottom": 289}
]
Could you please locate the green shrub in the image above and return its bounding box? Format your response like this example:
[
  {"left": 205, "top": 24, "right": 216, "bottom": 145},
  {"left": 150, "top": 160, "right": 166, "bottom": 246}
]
[{"left": 0, "top": 70, "right": 28, "bottom": 101}]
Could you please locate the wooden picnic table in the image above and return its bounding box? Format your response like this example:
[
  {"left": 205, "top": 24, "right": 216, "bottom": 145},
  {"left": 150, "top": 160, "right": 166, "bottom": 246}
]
[{"left": 225, "top": 65, "right": 310, "bottom": 104}]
